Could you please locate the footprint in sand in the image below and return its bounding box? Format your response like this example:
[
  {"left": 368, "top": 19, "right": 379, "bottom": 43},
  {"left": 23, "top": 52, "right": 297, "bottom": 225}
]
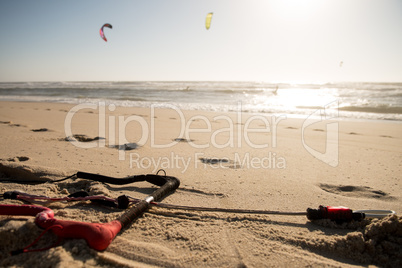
[
  {"left": 319, "top": 183, "right": 393, "bottom": 199},
  {"left": 0, "top": 121, "right": 26, "bottom": 127},
  {"left": 63, "top": 135, "right": 139, "bottom": 150},
  {"left": 109, "top": 143, "right": 139, "bottom": 151},
  {"left": 199, "top": 157, "right": 230, "bottom": 165},
  {"left": 1, "top": 156, "right": 30, "bottom": 162},
  {"left": 0, "top": 121, "right": 25, "bottom": 127},
  {"left": 199, "top": 157, "right": 240, "bottom": 169},
  {"left": 173, "top": 138, "right": 194, "bottom": 143},
  {"left": 31, "top": 128, "right": 49, "bottom": 132},
  {"left": 64, "top": 134, "right": 105, "bottom": 142}
]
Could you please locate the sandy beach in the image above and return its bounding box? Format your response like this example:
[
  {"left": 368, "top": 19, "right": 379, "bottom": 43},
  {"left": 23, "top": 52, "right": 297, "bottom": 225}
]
[{"left": 0, "top": 100, "right": 401, "bottom": 267}]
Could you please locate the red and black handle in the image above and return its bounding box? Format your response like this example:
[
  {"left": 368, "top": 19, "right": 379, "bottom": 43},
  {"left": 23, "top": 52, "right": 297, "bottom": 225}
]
[{"left": 307, "top": 205, "right": 365, "bottom": 222}]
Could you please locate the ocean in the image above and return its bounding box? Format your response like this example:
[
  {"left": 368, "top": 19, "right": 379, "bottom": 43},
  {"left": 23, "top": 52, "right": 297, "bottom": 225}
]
[{"left": 0, "top": 81, "right": 401, "bottom": 121}]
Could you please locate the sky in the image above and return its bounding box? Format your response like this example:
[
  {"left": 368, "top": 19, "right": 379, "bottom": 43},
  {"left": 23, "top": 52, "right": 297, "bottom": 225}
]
[{"left": 0, "top": 0, "right": 401, "bottom": 83}]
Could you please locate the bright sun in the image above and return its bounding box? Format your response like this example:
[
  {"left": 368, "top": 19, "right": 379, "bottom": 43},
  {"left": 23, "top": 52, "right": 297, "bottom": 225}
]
[{"left": 270, "top": 0, "right": 323, "bottom": 19}]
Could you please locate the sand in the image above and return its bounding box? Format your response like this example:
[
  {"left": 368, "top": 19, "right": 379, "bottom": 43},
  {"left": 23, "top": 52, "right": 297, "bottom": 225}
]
[{"left": 0, "top": 100, "right": 401, "bottom": 267}]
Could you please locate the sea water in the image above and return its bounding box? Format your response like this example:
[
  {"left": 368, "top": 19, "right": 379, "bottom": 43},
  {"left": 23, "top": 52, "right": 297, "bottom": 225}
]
[{"left": 0, "top": 81, "right": 401, "bottom": 121}]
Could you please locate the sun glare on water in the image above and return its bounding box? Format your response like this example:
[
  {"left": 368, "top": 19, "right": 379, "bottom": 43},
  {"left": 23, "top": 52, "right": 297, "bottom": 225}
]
[
  {"left": 278, "top": 87, "right": 337, "bottom": 109},
  {"left": 249, "top": 86, "right": 339, "bottom": 114}
]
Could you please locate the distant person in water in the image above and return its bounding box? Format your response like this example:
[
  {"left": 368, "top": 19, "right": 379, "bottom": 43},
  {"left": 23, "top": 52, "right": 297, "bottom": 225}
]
[{"left": 273, "top": 85, "right": 278, "bottom": 95}]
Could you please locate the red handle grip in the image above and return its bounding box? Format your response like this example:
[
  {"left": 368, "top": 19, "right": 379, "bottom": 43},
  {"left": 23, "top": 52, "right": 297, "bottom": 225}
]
[
  {"left": 36, "top": 215, "right": 122, "bottom": 251},
  {"left": 307, "top": 205, "right": 365, "bottom": 222},
  {"left": 1, "top": 204, "right": 121, "bottom": 252}
]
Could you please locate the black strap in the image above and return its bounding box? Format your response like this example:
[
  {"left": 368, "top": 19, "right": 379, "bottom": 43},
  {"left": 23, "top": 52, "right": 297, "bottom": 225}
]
[{"left": 76, "top": 171, "right": 173, "bottom": 187}]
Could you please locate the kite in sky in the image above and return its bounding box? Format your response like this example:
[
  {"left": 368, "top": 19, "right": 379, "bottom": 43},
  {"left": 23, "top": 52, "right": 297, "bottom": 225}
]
[
  {"left": 100, "top": 23, "right": 113, "bottom": 42},
  {"left": 205, "top": 12, "right": 213, "bottom": 30}
]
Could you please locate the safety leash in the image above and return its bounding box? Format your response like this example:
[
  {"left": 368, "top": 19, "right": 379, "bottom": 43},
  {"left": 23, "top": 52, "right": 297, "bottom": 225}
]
[{"left": 3, "top": 191, "right": 395, "bottom": 222}]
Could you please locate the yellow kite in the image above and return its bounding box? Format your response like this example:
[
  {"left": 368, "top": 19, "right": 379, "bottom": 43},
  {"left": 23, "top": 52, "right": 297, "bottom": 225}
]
[{"left": 205, "top": 12, "right": 213, "bottom": 30}]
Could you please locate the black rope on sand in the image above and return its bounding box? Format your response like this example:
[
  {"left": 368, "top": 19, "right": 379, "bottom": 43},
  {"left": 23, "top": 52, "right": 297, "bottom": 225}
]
[
  {"left": 0, "top": 173, "right": 77, "bottom": 184},
  {"left": 52, "top": 173, "right": 77, "bottom": 183}
]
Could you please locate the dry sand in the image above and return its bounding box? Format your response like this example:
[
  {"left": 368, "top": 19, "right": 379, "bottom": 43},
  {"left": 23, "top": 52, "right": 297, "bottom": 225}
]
[{"left": 0, "top": 101, "right": 401, "bottom": 267}]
